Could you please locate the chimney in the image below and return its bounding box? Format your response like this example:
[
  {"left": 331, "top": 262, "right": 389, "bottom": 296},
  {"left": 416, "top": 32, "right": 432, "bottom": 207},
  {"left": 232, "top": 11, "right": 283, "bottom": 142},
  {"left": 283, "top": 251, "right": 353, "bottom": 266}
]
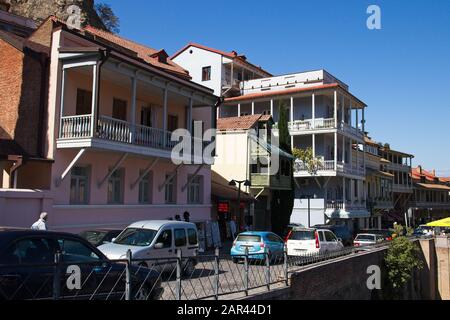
[
  {"left": 418, "top": 165, "right": 422, "bottom": 174},
  {"left": 432, "top": 169, "right": 436, "bottom": 177}
]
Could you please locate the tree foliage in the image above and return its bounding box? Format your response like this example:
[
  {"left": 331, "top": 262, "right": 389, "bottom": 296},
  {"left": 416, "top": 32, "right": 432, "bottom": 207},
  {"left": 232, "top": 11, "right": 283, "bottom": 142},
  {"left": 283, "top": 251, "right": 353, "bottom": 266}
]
[
  {"left": 270, "top": 102, "right": 295, "bottom": 236},
  {"left": 95, "top": 2, "right": 120, "bottom": 33},
  {"left": 384, "top": 224, "right": 423, "bottom": 298},
  {"left": 292, "top": 147, "right": 323, "bottom": 175}
]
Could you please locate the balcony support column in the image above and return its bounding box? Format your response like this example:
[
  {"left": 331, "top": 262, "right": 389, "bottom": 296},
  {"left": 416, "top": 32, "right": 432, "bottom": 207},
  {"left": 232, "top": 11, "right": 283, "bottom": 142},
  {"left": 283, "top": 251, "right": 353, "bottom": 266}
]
[
  {"left": 349, "top": 138, "right": 352, "bottom": 169},
  {"left": 356, "top": 105, "right": 359, "bottom": 132},
  {"left": 334, "top": 91, "right": 338, "bottom": 128},
  {"left": 290, "top": 96, "right": 294, "bottom": 123},
  {"left": 312, "top": 93, "right": 315, "bottom": 129},
  {"left": 341, "top": 94, "right": 344, "bottom": 127},
  {"left": 91, "top": 62, "right": 100, "bottom": 138},
  {"left": 312, "top": 134, "right": 316, "bottom": 157},
  {"left": 270, "top": 99, "right": 274, "bottom": 117},
  {"left": 251, "top": 101, "right": 255, "bottom": 115},
  {"left": 334, "top": 132, "right": 338, "bottom": 171},
  {"left": 238, "top": 103, "right": 241, "bottom": 117},
  {"left": 342, "top": 177, "right": 346, "bottom": 210},
  {"left": 163, "top": 87, "right": 168, "bottom": 146},
  {"left": 59, "top": 68, "right": 67, "bottom": 138},
  {"left": 130, "top": 76, "right": 137, "bottom": 143},
  {"left": 362, "top": 107, "right": 365, "bottom": 134},
  {"left": 187, "top": 97, "right": 193, "bottom": 132},
  {"left": 342, "top": 135, "right": 346, "bottom": 165}
]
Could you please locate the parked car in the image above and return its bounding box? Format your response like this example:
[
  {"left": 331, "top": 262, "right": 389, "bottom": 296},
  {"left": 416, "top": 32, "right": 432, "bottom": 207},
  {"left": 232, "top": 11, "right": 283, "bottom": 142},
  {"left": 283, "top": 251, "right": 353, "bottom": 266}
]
[
  {"left": 413, "top": 225, "right": 433, "bottom": 237},
  {"left": 353, "top": 233, "right": 385, "bottom": 247},
  {"left": 98, "top": 220, "right": 199, "bottom": 274},
  {"left": 0, "top": 228, "right": 163, "bottom": 300},
  {"left": 283, "top": 223, "right": 305, "bottom": 242},
  {"left": 79, "top": 229, "right": 123, "bottom": 247},
  {"left": 286, "top": 227, "right": 344, "bottom": 256},
  {"left": 314, "top": 224, "right": 353, "bottom": 246},
  {"left": 230, "top": 232, "right": 285, "bottom": 263},
  {"left": 359, "top": 229, "right": 394, "bottom": 241}
]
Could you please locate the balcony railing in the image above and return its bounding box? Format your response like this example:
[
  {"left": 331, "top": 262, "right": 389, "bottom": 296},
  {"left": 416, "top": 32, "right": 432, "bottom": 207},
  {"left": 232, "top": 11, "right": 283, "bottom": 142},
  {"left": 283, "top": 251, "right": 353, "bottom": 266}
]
[
  {"left": 294, "top": 160, "right": 365, "bottom": 176},
  {"left": 275, "top": 118, "right": 364, "bottom": 138},
  {"left": 60, "top": 115, "right": 203, "bottom": 152}
]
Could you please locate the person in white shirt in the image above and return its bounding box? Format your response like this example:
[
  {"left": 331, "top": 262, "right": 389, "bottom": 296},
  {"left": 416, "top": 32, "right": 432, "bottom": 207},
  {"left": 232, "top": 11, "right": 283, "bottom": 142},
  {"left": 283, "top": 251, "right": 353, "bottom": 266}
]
[{"left": 31, "top": 212, "right": 48, "bottom": 231}]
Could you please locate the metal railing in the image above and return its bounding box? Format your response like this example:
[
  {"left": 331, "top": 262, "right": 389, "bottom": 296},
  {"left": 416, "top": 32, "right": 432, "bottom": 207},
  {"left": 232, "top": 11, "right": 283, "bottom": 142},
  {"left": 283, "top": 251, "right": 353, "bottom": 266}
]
[
  {"left": 0, "top": 242, "right": 391, "bottom": 301},
  {"left": 60, "top": 115, "right": 92, "bottom": 139}
]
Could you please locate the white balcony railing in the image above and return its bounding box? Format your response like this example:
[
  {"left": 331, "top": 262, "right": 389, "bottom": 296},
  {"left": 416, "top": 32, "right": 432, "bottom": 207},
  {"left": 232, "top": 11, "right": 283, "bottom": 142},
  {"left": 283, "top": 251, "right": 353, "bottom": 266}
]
[
  {"left": 294, "top": 159, "right": 365, "bottom": 177},
  {"left": 60, "top": 115, "right": 92, "bottom": 139},
  {"left": 59, "top": 115, "right": 204, "bottom": 152},
  {"left": 279, "top": 118, "right": 363, "bottom": 138}
]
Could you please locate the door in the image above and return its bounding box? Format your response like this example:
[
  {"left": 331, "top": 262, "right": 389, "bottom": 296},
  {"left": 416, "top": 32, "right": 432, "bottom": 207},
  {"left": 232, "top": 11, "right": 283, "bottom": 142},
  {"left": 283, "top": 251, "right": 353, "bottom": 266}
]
[
  {"left": 0, "top": 237, "right": 56, "bottom": 300},
  {"left": 151, "top": 228, "right": 175, "bottom": 272},
  {"left": 324, "top": 231, "right": 340, "bottom": 251}
]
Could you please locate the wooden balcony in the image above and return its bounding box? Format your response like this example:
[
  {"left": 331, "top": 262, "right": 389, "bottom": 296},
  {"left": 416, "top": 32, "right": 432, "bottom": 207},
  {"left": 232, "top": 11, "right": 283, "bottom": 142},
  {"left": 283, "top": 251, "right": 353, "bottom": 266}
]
[{"left": 250, "top": 173, "right": 291, "bottom": 190}]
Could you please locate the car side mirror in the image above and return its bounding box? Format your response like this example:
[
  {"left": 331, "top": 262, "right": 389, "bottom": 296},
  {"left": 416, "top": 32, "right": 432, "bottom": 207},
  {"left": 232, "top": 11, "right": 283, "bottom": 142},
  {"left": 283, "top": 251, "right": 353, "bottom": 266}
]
[
  {"left": 337, "top": 238, "right": 342, "bottom": 242},
  {"left": 111, "top": 238, "right": 116, "bottom": 243},
  {"left": 154, "top": 243, "right": 164, "bottom": 249}
]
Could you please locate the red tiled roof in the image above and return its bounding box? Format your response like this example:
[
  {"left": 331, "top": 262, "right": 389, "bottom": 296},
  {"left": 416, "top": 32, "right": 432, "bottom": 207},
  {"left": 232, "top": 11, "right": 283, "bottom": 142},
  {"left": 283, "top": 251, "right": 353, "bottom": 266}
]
[
  {"left": 224, "top": 83, "right": 342, "bottom": 103},
  {"left": 171, "top": 43, "right": 272, "bottom": 77},
  {"left": 412, "top": 167, "right": 450, "bottom": 184},
  {"left": 83, "top": 26, "right": 190, "bottom": 79},
  {"left": 217, "top": 114, "right": 272, "bottom": 131}
]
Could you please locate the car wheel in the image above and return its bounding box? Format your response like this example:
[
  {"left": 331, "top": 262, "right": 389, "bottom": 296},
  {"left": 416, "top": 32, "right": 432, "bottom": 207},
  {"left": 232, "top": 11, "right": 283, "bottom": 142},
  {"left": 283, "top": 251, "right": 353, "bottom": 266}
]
[
  {"left": 232, "top": 257, "right": 239, "bottom": 264},
  {"left": 183, "top": 259, "right": 195, "bottom": 276},
  {"left": 135, "top": 284, "right": 151, "bottom": 300}
]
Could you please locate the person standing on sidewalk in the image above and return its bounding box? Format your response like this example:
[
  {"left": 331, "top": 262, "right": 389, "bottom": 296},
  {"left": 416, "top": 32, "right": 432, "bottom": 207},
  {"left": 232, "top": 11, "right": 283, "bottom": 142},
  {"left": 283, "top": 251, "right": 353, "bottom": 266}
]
[{"left": 31, "top": 212, "right": 48, "bottom": 231}]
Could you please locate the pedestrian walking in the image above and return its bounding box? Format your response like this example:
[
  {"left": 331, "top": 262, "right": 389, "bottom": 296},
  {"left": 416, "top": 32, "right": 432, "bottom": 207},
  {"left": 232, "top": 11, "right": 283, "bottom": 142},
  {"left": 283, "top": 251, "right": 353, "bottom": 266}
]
[
  {"left": 183, "top": 211, "right": 190, "bottom": 222},
  {"left": 31, "top": 212, "right": 48, "bottom": 231}
]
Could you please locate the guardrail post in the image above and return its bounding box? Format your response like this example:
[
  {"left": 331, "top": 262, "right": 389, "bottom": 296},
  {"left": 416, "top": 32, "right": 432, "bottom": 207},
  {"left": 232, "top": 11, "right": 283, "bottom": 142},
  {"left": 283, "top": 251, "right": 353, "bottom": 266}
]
[
  {"left": 283, "top": 245, "right": 288, "bottom": 286},
  {"left": 214, "top": 247, "right": 220, "bottom": 300},
  {"left": 244, "top": 247, "right": 249, "bottom": 296},
  {"left": 265, "top": 252, "right": 270, "bottom": 291},
  {"left": 53, "top": 251, "right": 62, "bottom": 300},
  {"left": 176, "top": 249, "right": 182, "bottom": 300},
  {"left": 125, "top": 249, "right": 132, "bottom": 300}
]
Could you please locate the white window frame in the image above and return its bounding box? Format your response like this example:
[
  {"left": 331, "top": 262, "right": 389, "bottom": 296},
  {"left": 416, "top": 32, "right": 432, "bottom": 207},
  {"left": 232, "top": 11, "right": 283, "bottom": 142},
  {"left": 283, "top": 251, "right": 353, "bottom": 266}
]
[
  {"left": 187, "top": 175, "right": 203, "bottom": 204},
  {"left": 70, "top": 166, "right": 90, "bottom": 205}
]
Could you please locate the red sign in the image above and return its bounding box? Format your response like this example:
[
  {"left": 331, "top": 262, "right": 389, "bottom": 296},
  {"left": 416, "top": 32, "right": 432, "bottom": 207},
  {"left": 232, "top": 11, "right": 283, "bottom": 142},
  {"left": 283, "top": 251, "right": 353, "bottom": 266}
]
[{"left": 218, "top": 202, "right": 229, "bottom": 213}]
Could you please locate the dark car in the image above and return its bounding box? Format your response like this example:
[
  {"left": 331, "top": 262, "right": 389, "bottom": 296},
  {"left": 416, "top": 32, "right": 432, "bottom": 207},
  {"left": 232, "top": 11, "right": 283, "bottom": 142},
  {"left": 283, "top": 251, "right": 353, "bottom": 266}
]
[
  {"left": 79, "top": 229, "right": 122, "bottom": 247},
  {"left": 0, "top": 228, "right": 163, "bottom": 300},
  {"left": 314, "top": 224, "right": 353, "bottom": 246}
]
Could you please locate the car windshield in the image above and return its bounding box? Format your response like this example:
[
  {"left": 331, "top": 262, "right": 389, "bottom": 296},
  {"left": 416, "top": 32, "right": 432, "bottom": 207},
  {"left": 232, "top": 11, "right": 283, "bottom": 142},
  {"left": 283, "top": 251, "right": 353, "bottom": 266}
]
[
  {"left": 114, "top": 228, "right": 157, "bottom": 247},
  {"left": 80, "top": 231, "right": 108, "bottom": 245},
  {"left": 290, "top": 230, "right": 315, "bottom": 240},
  {"left": 236, "top": 235, "right": 261, "bottom": 243},
  {"left": 356, "top": 235, "right": 375, "bottom": 241}
]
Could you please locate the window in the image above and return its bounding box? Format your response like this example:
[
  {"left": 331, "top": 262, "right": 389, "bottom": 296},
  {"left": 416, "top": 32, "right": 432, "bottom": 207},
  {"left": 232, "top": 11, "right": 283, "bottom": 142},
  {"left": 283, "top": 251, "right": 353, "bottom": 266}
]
[
  {"left": 318, "top": 231, "right": 325, "bottom": 242},
  {"left": 70, "top": 166, "right": 90, "bottom": 204},
  {"left": 0, "top": 238, "right": 54, "bottom": 264},
  {"left": 76, "top": 89, "right": 92, "bottom": 115},
  {"left": 114, "top": 228, "right": 157, "bottom": 247},
  {"left": 155, "top": 230, "right": 172, "bottom": 249},
  {"left": 174, "top": 229, "right": 187, "bottom": 247},
  {"left": 187, "top": 229, "right": 198, "bottom": 245},
  {"left": 112, "top": 98, "right": 127, "bottom": 121},
  {"left": 325, "top": 231, "right": 337, "bottom": 242},
  {"left": 58, "top": 239, "right": 100, "bottom": 262},
  {"left": 202, "top": 66, "right": 211, "bottom": 81},
  {"left": 138, "top": 171, "right": 152, "bottom": 204},
  {"left": 141, "top": 106, "right": 153, "bottom": 127},
  {"left": 108, "top": 168, "right": 124, "bottom": 204},
  {"left": 187, "top": 175, "right": 202, "bottom": 204},
  {"left": 168, "top": 115, "right": 179, "bottom": 132},
  {"left": 165, "top": 174, "right": 176, "bottom": 204}
]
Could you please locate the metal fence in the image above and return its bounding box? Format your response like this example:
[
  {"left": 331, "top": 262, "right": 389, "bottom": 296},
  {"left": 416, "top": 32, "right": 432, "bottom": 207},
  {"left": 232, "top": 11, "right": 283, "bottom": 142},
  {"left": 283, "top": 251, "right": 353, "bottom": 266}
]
[{"left": 0, "top": 243, "right": 389, "bottom": 301}]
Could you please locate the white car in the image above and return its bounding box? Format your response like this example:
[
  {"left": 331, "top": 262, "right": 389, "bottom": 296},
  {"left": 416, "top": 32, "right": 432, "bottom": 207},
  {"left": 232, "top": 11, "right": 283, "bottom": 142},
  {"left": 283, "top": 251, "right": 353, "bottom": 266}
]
[
  {"left": 98, "top": 220, "right": 199, "bottom": 274},
  {"left": 286, "top": 227, "right": 344, "bottom": 256},
  {"left": 353, "top": 233, "right": 385, "bottom": 247}
]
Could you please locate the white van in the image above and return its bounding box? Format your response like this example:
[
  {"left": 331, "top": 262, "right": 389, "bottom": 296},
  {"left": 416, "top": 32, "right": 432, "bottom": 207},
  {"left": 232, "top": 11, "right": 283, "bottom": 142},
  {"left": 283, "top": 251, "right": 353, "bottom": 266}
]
[
  {"left": 286, "top": 227, "right": 343, "bottom": 256},
  {"left": 98, "top": 220, "right": 199, "bottom": 274}
]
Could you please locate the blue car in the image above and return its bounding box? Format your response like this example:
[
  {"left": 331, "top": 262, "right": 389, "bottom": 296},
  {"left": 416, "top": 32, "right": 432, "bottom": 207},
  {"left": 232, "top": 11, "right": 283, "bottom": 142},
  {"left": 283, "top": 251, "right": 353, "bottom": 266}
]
[{"left": 230, "top": 232, "right": 285, "bottom": 263}]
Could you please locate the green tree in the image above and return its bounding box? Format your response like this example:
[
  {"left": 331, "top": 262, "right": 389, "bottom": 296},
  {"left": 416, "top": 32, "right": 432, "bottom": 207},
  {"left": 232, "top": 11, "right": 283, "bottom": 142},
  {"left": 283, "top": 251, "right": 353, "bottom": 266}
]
[
  {"left": 270, "top": 102, "right": 295, "bottom": 236},
  {"left": 384, "top": 224, "right": 423, "bottom": 298},
  {"left": 292, "top": 147, "right": 323, "bottom": 175},
  {"left": 95, "top": 2, "right": 120, "bottom": 33}
]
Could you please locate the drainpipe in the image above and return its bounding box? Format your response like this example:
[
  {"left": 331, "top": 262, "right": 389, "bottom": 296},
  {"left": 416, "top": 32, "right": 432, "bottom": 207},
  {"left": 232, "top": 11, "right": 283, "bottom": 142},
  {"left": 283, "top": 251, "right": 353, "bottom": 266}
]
[
  {"left": 95, "top": 49, "right": 110, "bottom": 132},
  {"left": 8, "top": 155, "right": 24, "bottom": 189}
]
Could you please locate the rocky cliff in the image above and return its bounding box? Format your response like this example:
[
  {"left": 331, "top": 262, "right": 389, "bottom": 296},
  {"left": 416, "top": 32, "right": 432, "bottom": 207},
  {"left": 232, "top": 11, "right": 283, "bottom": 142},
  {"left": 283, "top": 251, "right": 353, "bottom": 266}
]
[{"left": 1, "top": 0, "right": 106, "bottom": 29}]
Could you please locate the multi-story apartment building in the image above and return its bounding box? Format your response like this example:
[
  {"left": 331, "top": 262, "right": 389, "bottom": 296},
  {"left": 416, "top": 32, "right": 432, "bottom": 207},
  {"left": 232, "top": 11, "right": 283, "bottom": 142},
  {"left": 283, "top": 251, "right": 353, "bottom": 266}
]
[
  {"left": 215, "top": 69, "right": 369, "bottom": 233},
  {"left": 364, "top": 136, "right": 394, "bottom": 229},
  {"left": 410, "top": 166, "right": 450, "bottom": 225},
  {"left": 378, "top": 144, "right": 414, "bottom": 223},
  {"left": 214, "top": 114, "right": 293, "bottom": 231},
  {"left": 0, "top": 17, "right": 218, "bottom": 233},
  {"left": 171, "top": 43, "right": 272, "bottom": 97}
]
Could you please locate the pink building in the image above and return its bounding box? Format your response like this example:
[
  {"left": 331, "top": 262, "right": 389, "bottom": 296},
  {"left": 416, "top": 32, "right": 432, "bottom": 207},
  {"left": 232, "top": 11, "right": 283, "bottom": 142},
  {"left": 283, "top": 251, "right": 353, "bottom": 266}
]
[{"left": 0, "top": 17, "right": 218, "bottom": 233}]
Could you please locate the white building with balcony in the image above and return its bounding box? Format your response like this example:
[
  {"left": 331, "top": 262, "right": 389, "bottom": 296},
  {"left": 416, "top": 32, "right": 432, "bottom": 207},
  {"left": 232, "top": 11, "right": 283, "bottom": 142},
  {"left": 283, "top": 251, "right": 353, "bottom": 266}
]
[
  {"left": 171, "top": 43, "right": 272, "bottom": 97},
  {"left": 220, "top": 69, "right": 369, "bottom": 232}
]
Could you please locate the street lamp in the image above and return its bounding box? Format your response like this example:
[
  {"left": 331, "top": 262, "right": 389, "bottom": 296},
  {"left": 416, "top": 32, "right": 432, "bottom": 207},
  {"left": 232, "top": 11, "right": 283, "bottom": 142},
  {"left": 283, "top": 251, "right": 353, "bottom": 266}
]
[{"left": 229, "top": 179, "right": 251, "bottom": 231}]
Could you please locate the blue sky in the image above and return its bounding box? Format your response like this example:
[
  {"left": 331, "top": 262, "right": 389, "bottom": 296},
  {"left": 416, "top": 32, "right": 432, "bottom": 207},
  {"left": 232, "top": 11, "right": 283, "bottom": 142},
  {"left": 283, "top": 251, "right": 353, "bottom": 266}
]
[{"left": 102, "top": 0, "right": 450, "bottom": 175}]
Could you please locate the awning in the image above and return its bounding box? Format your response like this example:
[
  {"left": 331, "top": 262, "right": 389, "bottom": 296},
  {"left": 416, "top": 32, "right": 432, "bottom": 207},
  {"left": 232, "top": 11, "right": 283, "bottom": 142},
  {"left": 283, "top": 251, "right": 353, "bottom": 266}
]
[
  {"left": 211, "top": 171, "right": 254, "bottom": 202},
  {"left": 426, "top": 217, "right": 450, "bottom": 227}
]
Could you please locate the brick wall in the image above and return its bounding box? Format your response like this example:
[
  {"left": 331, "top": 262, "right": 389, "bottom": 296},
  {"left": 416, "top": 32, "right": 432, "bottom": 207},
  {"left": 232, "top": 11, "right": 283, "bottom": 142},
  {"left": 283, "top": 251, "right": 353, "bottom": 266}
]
[{"left": 0, "top": 39, "right": 45, "bottom": 156}]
